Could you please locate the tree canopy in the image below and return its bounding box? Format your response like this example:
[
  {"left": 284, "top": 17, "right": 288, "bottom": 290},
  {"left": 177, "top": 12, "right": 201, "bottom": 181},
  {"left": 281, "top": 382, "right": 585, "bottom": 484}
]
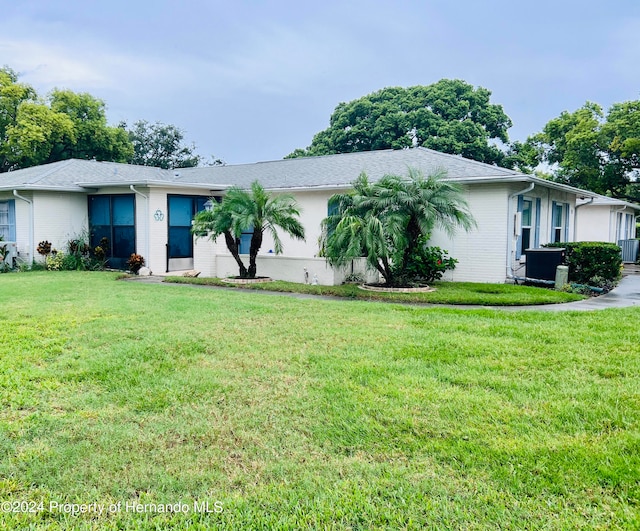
[
  {"left": 0, "top": 66, "right": 213, "bottom": 173},
  {"left": 124, "top": 120, "right": 202, "bottom": 169},
  {"left": 0, "top": 67, "right": 133, "bottom": 172},
  {"left": 527, "top": 101, "right": 640, "bottom": 200},
  {"left": 321, "top": 169, "right": 475, "bottom": 286},
  {"left": 287, "top": 79, "right": 519, "bottom": 168}
]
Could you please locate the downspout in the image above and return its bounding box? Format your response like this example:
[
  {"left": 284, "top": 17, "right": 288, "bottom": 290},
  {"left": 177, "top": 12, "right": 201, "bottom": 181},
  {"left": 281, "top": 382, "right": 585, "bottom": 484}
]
[
  {"left": 506, "top": 183, "right": 535, "bottom": 280},
  {"left": 129, "top": 185, "right": 150, "bottom": 264},
  {"left": 13, "top": 190, "right": 33, "bottom": 264},
  {"left": 573, "top": 197, "right": 594, "bottom": 241}
]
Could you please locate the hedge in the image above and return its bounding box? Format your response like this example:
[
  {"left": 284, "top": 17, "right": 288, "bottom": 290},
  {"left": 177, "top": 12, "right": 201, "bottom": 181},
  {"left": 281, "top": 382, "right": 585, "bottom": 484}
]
[{"left": 544, "top": 241, "right": 622, "bottom": 285}]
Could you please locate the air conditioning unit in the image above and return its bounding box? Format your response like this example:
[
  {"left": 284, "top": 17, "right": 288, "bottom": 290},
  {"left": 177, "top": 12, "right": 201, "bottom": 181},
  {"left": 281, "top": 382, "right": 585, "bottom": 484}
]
[{"left": 0, "top": 241, "right": 17, "bottom": 269}]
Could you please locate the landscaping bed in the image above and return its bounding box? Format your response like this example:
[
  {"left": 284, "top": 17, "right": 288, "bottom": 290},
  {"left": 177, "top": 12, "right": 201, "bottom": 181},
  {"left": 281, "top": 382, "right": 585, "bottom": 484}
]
[{"left": 165, "top": 276, "right": 584, "bottom": 306}]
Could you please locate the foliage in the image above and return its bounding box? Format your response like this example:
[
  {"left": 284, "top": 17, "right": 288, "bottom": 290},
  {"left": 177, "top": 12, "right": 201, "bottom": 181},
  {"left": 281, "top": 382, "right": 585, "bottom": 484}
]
[
  {"left": 321, "top": 168, "right": 475, "bottom": 286},
  {"left": 342, "top": 272, "right": 364, "bottom": 284},
  {"left": 193, "top": 181, "right": 305, "bottom": 278},
  {"left": 286, "top": 79, "right": 524, "bottom": 168},
  {"left": 0, "top": 272, "right": 636, "bottom": 528},
  {"left": 126, "top": 253, "right": 145, "bottom": 274},
  {"left": 0, "top": 66, "right": 132, "bottom": 172},
  {"left": 36, "top": 232, "right": 106, "bottom": 271},
  {"left": 0, "top": 66, "right": 37, "bottom": 172},
  {"left": 0, "top": 235, "right": 11, "bottom": 272},
  {"left": 36, "top": 240, "right": 52, "bottom": 256},
  {"left": 124, "top": 119, "right": 202, "bottom": 169},
  {"left": 545, "top": 241, "right": 622, "bottom": 286},
  {"left": 45, "top": 251, "right": 65, "bottom": 271},
  {"left": 391, "top": 239, "right": 457, "bottom": 285},
  {"left": 526, "top": 100, "right": 640, "bottom": 200},
  {"left": 48, "top": 89, "right": 133, "bottom": 163}
]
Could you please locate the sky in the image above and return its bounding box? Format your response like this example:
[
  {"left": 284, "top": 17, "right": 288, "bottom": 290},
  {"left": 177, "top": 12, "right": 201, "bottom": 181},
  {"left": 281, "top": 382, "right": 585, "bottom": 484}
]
[{"left": 2, "top": 0, "right": 640, "bottom": 165}]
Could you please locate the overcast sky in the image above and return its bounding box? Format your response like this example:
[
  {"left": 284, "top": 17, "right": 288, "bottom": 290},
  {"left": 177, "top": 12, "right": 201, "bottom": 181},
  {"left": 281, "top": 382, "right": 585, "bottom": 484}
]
[{"left": 2, "top": 0, "right": 640, "bottom": 164}]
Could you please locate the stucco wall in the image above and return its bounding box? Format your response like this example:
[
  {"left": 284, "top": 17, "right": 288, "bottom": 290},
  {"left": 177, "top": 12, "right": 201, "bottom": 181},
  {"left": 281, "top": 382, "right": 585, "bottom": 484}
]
[
  {"left": 1, "top": 191, "right": 87, "bottom": 264},
  {"left": 428, "top": 183, "right": 510, "bottom": 283},
  {"left": 255, "top": 190, "right": 336, "bottom": 258},
  {"left": 575, "top": 204, "right": 612, "bottom": 242}
]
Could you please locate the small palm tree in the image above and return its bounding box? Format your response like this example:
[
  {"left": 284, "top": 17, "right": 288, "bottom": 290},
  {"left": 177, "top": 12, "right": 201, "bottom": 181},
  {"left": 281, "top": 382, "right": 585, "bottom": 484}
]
[
  {"left": 193, "top": 180, "right": 305, "bottom": 278},
  {"left": 321, "top": 168, "right": 475, "bottom": 286}
]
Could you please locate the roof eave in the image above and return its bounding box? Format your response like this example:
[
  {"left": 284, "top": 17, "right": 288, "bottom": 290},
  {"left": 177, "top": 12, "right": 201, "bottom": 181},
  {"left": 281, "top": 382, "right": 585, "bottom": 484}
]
[{"left": 75, "top": 180, "right": 231, "bottom": 191}]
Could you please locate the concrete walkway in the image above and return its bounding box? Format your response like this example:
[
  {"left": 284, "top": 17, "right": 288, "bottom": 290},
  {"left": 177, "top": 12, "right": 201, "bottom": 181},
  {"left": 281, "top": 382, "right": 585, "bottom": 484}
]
[
  {"left": 514, "top": 272, "right": 640, "bottom": 312},
  {"left": 124, "top": 272, "right": 640, "bottom": 312}
]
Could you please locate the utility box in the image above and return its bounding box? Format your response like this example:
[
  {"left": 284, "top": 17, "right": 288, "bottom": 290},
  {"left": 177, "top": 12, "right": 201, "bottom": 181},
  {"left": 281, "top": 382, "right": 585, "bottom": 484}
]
[
  {"left": 555, "top": 265, "right": 569, "bottom": 290},
  {"left": 525, "top": 248, "right": 566, "bottom": 281},
  {"left": 0, "top": 241, "right": 17, "bottom": 269}
]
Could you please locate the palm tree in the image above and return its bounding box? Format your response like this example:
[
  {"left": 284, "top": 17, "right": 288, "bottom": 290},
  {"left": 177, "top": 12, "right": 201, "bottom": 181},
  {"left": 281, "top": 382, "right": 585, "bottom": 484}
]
[
  {"left": 192, "top": 180, "right": 305, "bottom": 278},
  {"left": 321, "top": 168, "right": 475, "bottom": 286}
]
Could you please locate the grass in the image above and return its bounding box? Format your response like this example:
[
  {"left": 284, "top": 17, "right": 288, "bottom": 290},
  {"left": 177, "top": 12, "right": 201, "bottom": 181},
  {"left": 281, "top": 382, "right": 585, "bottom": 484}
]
[
  {"left": 164, "top": 276, "right": 585, "bottom": 306},
  {"left": 0, "top": 271, "right": 638, "bottom": 529}
]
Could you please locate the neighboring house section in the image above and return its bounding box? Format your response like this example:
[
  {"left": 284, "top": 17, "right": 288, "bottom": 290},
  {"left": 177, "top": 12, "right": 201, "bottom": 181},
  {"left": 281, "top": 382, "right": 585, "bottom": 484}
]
[
  {"left": 576, "top": 196, "right": 640, "bottom": 262},
  {"left": 1, "top": 148, "right": 635, "bottom": 283},
  {"left": 576, "top": 196, "right": 639, "bottom": 243}
]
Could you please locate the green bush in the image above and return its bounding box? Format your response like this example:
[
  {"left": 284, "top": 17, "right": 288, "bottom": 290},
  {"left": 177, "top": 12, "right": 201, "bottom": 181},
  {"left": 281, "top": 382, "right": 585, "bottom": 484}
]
[
  {"left": 392, "top": 239, "right": 457, "bottom": 285},
  {"left": 545, "top": 242, "right": 622, "bottom": 285}
]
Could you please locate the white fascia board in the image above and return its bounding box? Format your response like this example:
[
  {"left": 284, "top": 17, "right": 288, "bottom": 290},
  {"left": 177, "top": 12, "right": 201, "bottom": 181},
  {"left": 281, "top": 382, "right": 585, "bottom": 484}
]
[
  {"left": 75, "top": 180, "right": 231, "bottom": 191},
  {"left": 0, "top": 184, "right": 91, "bottom": 192}
]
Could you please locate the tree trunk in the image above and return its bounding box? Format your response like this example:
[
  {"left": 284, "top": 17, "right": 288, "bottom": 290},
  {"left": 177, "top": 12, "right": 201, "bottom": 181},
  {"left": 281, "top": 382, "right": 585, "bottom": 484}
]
[
  {"left": 248, "top": 230, "right": 263, "bottom": 278},
  {"left": 223, "top": 231, "right": 248, "bottom": 277}
]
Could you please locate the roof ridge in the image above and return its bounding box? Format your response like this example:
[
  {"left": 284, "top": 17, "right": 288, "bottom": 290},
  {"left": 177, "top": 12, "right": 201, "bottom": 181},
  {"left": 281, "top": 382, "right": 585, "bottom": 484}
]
[
  {"left": 414, "top": 146, "right": 520, "bottom": 175},
  {"left": 28, "top": 158, "right": 78, "bottom": 185}
]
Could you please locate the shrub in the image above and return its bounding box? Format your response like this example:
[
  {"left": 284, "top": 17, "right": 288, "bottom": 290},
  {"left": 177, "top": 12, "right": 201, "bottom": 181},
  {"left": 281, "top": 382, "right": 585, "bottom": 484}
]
[
  {"left": 545, "top": 242, "right": 622, "bottom": 285},
  {"left": 126, "top": 254, "right": 145, "bottom": 274},
  {"left": 37, "top": 240, "right": 52, "bottom": 257},
  {"left": 392, "top": 239, "right": 457, "bottom": 285},
  {"left": 46, "top": 252, "right": 65, "bottom": 271},
  {"left": 0, "top": 237, "right": 11, "bottom": 273}
]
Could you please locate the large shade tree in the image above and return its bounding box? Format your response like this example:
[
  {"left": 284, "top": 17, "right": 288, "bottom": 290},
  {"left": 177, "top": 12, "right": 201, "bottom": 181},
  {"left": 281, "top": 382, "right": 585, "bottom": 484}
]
[
  {"left": 0, "top": 67, "right": 132, "bottom": 172},
  {"left": 124, "top": 120, "right": 202, "bottom": 169},
  {"left": 287, "top": 79, "right": 522, "bottom": 169},
  {"left": 192, "top": 181, "right": 305, "bottom": 278},
  {"left": 526, "top": 100, "right": 640, "bottom": 200},
  {"left": 321, "top": 169, "right": 475, "bottom": 286}
]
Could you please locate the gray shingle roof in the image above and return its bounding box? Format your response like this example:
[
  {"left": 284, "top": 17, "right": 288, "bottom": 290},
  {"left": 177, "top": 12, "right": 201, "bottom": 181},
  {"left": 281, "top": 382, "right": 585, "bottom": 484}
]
[
  {"left": 0, "top": 148, "right": 522, "bottom": 192},
  {"left": 177, "top": 147, "right": 521, "bottom": 189},
  {"left": 0, "top": 159, "right": 177, "bottom": 191}
]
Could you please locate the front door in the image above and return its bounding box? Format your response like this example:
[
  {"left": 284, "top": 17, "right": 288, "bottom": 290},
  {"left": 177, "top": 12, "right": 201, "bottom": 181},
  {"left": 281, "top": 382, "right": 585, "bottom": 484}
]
[{"left": 167, "top": 195, "right": 207, "bottom": 271}]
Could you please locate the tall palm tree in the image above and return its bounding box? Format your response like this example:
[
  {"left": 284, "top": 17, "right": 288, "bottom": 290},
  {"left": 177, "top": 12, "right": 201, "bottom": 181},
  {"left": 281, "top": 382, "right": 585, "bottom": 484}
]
[
  {"left": 321, "top": 168, "right": 475, "bottom": 286},
  {"left": 193, "top": 180, "right": 305, "bottom": 278}
]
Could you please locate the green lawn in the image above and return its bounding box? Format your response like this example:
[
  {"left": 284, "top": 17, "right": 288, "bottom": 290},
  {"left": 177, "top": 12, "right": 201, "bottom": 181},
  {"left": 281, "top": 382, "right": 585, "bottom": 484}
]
[
  {"left": 165, "top": 276, "right": 585, "bottom": 306},
  {"left": 0, "top": 271, "right": 638, "bottom": 529}
]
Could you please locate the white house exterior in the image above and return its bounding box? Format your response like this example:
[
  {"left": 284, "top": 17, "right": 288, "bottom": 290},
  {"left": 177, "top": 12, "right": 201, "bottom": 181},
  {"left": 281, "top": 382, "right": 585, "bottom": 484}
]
[
  {"left": 576, "top": 196, "right": 638, "bottom": 243},
  {"left": 1, "top": 148, "right": 636, "bottom": 284}
]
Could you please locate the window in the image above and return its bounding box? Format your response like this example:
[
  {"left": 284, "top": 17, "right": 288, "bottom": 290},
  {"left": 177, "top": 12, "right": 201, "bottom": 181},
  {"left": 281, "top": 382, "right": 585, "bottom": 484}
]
[
  {"left": 0, "top": 200, "right": 16, "bottom": 241},
  {"left": 517, "top": 196, "right": 540, "bottom": 259},
  {"left": 551, "top": 202, "right": 569, "bottom": 243},
  {"left": 627, "top": 213, "right": 636, "bottom": 239},
  {"left": 167, "top": 195, "right": 208, "bottom": 258},
  {"left": 521, "top": 199, "right": 532, "bottom": 255},
  {"left": 89, "top": 194, "right": 136, "bottom": 269},
  {"left": 238, "top": 228, "right": 253, "bottom": 254},
  {"left": 617, "top": 212, "right": 636, "bottom": 240}
]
